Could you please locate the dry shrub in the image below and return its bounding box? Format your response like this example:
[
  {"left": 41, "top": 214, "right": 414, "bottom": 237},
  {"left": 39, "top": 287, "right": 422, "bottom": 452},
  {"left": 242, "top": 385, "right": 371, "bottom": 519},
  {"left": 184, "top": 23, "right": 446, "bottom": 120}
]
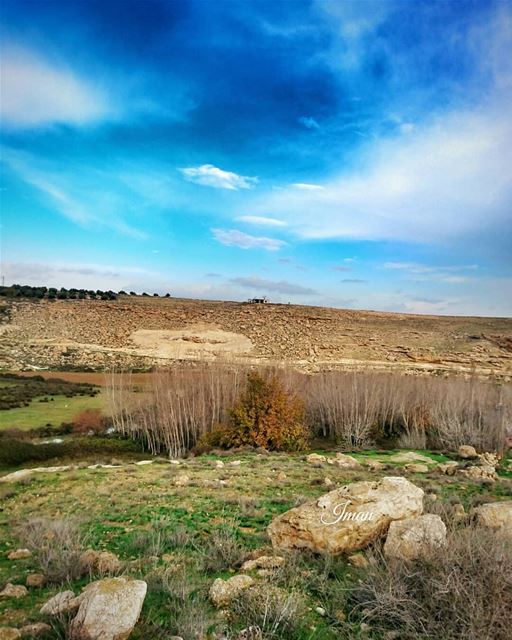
[
  {"left": 72, "top": 408, "right": 106, "bottom": 435},
  {"left": 17, "top": 516, "right": 86, "bottom": 583},
  {"left": 108, "top": 365, "right": 511, "bottom": 456},
  {"left": 201, "top": 523, "right": 247, "bottom": 573},
  {"left": 206, "top": 372, "right": 309, "bottom": 451},
  {"left": 351, "top": 524, "right": 512, "bottom": 640},
  {"left": 231, "top": 584, "right": 307, "bottom": 638}
]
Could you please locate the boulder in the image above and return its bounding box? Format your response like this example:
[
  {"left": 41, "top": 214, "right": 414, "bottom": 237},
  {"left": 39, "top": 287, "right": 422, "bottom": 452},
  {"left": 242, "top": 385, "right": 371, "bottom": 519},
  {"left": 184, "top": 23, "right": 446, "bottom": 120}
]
[
  {"left": 40, "top": 590, "right": 79, "bottom": 615},
  {"left": 306, "top": 453, "right": 326, "bottom": 465},
  {"left": 0, "top": 584, "right": 28, "bottom": 599},
  {"left": 458, "top": 445, "right": 478, "bottom": 459},
  {"left": 0, "top": 470, "right": 33, "bottom": 483},
  {"left": 7, "top": 548, "right": 31, "bottom": 560},
  {"left": 347, "top": 553, "right": 369, "bottom": 568},
  {"left": 209, "top": 575, "right": 254, "bottom": 608},
  {"left": 389, "top": 452, "right": 434, "bottom": 465},
  {"left": 26, "top": 573, "right": 45, "bottom": 588},
  {"left": 331, "top": 453, "right": 361, "bottom": 469},
  {"left": 365, "top": 460, "right": 386, "bottom": 471},
  {"left": 472, "top": 501, "right": 512, "bottom": 534},
  {"left": 267, "top": 476, "right": 424, "bottom": 555},
  {"left": 69, "top": 577, "right": 147, "bottom": 640},
  {"left": 384, "top": 514, "right": 447, "bottom": 560},
  {"left": 0, "top": 629, "right": 21, "bottom": 640}
]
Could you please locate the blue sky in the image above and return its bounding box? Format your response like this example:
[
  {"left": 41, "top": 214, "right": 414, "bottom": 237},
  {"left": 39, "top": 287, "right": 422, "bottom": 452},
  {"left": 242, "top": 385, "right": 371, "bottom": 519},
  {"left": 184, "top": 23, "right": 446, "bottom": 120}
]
[{"left": 1, "top": 0, "right": 511, "bottom": 316}]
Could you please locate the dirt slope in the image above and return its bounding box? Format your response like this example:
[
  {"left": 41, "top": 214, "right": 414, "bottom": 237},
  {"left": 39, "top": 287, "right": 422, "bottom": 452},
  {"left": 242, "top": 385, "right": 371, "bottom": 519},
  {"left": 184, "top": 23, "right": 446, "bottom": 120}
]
[{"left": 1, "top": 297, "right": 511, "bottom": 377}]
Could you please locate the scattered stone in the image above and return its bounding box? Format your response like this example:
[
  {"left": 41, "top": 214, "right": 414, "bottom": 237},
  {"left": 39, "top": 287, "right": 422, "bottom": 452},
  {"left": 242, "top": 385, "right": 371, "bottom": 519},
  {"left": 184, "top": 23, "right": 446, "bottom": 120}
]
[
  {"left": 458, "top": 445, "right": 478, "bottom": 459},
  {"left": 69, "top": 577, "right": 147, "bottom": 640},
  {"left": 174, "top": 474, "right": 190, "bottom": 487},
  {"left": 0, "top": 584, "right": 28, "bottom": 599},
  {"left": 215, "top": 460, "right": 225, "bottom": 469},
  {"left": 276, "top": 471, "right": 287, "bottom": 481},
  {"left": 452, "top": 503, "right": 466, "bottom": 523},
  {"left": 477, "top": 452, "right": 500, "bottom": 468},
  {"left": 361, "top": 623, "right": 371, "bottom": 632},
  {"left": 229, "top": 460, "right": 242, "bottom": 466},
  {"left": 169, "top": 459, "right": 181, "bottom": 466},
  {"left": 267, "top": 476, "right": 424, "bottom": 555},
  {"left": 209, "top": 575, "right": 254, "bottom": 608},
  {"left": 438, "top": 462, "right": 458, "bottom": 475},
  {"left": 7, "top": 548, "right": 31, "bottom": 560},
  {"left": 315, "top": 606, "right": 326, "bottom": 616},
  {"left": 472, "top": 501, "right": 512, "bottom": 534},
  {"left": 26, "top": 573, "right": 45, "bottom": 588},
  {"left": 0, "top": 629, "right": 21, "bottom": 640},
  {"left": 79, "top": 549, "right": 122, "bottom": 575},
  {"left": 347, "top": 553, "right": 369, "bottom": 568},
  {"left": 306, "top": 453, "right": 326, "bottom": 465},
  {"left": 460, "top": 465, "right": 497, "bottom": 483},
  {"left": 323, "top": 477, "right": 333, "bottom": 487},
  {"left": 404, "top": 463, "right": 429, "bottom": 473},
  {"left": 384, "top": 514, "right": 447, "bottom": 560},
  {"left": 135, "top": 460, "right": 154, "bottom": 466},
  {"left": 40, "top": 590, "right": 79, "bottom": 615},
  {"left": 241, "top": 555, "right": 285, "bottom": 572},
  {"left": 19, "top": 623, "right": 52, "bottom": 638}
]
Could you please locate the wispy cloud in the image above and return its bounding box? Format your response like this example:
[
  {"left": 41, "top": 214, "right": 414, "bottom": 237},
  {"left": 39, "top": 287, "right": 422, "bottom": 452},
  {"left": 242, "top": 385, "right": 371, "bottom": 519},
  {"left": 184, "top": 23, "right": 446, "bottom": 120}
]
[
  {"left": 231, "top": 276, "right": 317, "bottom": 295},
  {"left": 212, "top": 229, "right": 286, "bottom": 251},
  {"left": 332, "top": 265, "right": 352, "bottom": 272},
  {"left": 236, "top": 215, "right": 286, "bottom": 227},
  {"left": 291, "top": 183, "right": 325, "bottom": 191},
  {"left": 298, "top": 116, "right": 320, "bottom": 130},
  {"left": 1, "top": 44, "right": 112, "bottom": 128},
  {"left": 180, "top": 164, "right": 258, "bottom": 190},
  {"left": 341, "top": 278, "right": 367, "bottom": 283}
]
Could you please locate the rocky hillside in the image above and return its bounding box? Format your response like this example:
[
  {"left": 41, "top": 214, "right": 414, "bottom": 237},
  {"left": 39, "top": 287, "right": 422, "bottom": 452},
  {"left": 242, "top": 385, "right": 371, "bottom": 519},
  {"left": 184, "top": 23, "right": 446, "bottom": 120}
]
[{"left": 1, "top": 297, "right": 511, "bottom": 377}]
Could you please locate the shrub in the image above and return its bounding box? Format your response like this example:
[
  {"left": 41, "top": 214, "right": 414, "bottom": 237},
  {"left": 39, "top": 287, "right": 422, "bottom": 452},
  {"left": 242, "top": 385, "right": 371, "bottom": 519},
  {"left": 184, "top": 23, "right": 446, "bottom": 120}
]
[
  {"left": 349, "top": 523, "right": 512, "bottom": 640},
  {"left": 72, "top": 408, "right": 106, "bottom": 435},
  {"left": 17, "top": 517, "right": 87, "bottom": 584},
  {"left": 209, "top": 372, "right": 309, "bottom": 451},
  {"left": 201, "top": 523, "right": 247, "bottom": 573}
]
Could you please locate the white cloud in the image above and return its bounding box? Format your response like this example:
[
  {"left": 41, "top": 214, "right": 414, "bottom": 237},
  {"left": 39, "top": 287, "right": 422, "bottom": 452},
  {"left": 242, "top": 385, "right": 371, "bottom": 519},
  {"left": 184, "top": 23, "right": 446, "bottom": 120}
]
[
  {"left": 1, "top": 44, "right": 112, "bottom": 128},
  {"left": 212, "top": 229, "right": 286, "bottom": 251},
  {"left": 236, "top": 215, "right": 286, "bottom": 227},
  {"left": 180, "top": 164, "right": 258, "bottom": 190},
  {"left": 291, "top": 183, "right": 325, "bottom": 191},
  {"left": 298, "top": 116, "right": 320, "bottom": 130},
  {"left": 383, "top": 262, "right": 478, "bottom": 274}
]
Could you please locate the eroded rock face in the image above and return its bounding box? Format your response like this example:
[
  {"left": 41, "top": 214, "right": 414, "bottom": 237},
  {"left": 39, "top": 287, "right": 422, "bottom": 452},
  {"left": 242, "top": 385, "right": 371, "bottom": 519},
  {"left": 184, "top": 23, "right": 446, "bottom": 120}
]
[
  {"left": 209, "top": 575, "right": 254, "bottom": 608},
  {"left": 473, "top": 502, "right": 512, "bottom": 534},
  {"left": 69, "top": 577, "right": 147, "bottom": 640},
  {"left": 384, "top": 514, "right": 447, "bottom": 560},
  {"left": 267, "top": 476, "right": 424, "bottom": 555}
]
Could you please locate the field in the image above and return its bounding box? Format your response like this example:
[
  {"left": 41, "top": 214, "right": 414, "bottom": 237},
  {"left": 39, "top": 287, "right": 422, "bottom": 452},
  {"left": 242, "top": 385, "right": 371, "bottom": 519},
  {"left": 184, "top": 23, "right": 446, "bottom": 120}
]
[{"left": 1, "top": 446, "right": 511, "bottom": 638}]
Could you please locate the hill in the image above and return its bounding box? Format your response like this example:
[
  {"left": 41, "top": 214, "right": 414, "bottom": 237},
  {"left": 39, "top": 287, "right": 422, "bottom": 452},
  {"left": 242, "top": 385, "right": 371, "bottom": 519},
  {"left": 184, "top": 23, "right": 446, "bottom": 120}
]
[{"left": 1, "top": 297, "right": 511, "bottom": 377}]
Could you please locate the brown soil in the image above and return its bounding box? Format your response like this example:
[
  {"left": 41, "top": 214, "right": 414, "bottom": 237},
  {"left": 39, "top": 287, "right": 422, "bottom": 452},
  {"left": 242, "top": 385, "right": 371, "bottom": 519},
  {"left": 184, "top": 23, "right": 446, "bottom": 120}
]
[{"left": 1, "top": 296, "right": 511, "bottom": 378}]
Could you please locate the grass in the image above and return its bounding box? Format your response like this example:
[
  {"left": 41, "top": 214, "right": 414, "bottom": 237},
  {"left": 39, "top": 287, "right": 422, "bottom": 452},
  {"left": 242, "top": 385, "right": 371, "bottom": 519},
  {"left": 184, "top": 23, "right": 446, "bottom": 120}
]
[
  {"left": 0, "top": 392, "right": 106, "bottom": 431},
  {"left": 0, "top": 447, "right": 510, "bottom": 637}
]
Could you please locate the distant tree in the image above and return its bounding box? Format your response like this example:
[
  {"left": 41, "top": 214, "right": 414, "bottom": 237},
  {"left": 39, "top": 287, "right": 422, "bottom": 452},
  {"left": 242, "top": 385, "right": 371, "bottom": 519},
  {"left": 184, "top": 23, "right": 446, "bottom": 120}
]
[
  {"left": 142, "top": 292, "right": 149, "bottom": 297},
  {"left": 165, "top": 293, "right": 171, "bottom": 297},
  {"left": 118, "top": 290, "right": 127, "bottom": 296},
  {"left": 153, "top": 293, "right": 159, "bottom": 297},
  {"left": 129, "top": 291, "right": 137, "bottom": 296}
]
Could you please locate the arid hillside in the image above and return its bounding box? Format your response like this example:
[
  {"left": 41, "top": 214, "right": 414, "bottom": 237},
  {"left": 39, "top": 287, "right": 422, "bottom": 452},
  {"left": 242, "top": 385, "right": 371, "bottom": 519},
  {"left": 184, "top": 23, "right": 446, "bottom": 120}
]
[{"left": 1, "top": 297, "right": 511, "bottom": 377}]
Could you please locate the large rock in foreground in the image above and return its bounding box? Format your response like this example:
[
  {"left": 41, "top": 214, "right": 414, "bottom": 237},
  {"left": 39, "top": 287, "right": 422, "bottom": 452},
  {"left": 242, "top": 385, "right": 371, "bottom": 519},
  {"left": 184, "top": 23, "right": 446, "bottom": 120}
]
[
  {"left": 267, "top": 476, "right": 424, "bottom": 555},
  {"left": 69, "top": 577, "right": 146, "bottom": 640},
  {"left": 384, "top": 514, "right": 447, "bottom": 560},
  {"left": 473, "top": 501, "right": 512, "bottom": 534}
]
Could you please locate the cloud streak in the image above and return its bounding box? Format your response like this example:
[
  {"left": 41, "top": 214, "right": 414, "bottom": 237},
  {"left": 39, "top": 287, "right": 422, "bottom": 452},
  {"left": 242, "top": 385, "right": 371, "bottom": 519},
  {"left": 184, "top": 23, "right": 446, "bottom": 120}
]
[
  {"left": 212, "top": 228, "right": 286, "bottom": 251},
  {"left": 180, "top": 164, "right": 258, "bottom": 190},
  {"left": 230, "top": 276, "right": 317, "bottom": 295}
]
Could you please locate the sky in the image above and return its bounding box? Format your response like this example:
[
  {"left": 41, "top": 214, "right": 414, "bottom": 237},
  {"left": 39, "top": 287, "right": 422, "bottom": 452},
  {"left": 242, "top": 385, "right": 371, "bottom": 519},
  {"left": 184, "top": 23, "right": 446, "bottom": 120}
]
[{"left": 1, "top": 0, "right": 511, "bottom": 316}]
